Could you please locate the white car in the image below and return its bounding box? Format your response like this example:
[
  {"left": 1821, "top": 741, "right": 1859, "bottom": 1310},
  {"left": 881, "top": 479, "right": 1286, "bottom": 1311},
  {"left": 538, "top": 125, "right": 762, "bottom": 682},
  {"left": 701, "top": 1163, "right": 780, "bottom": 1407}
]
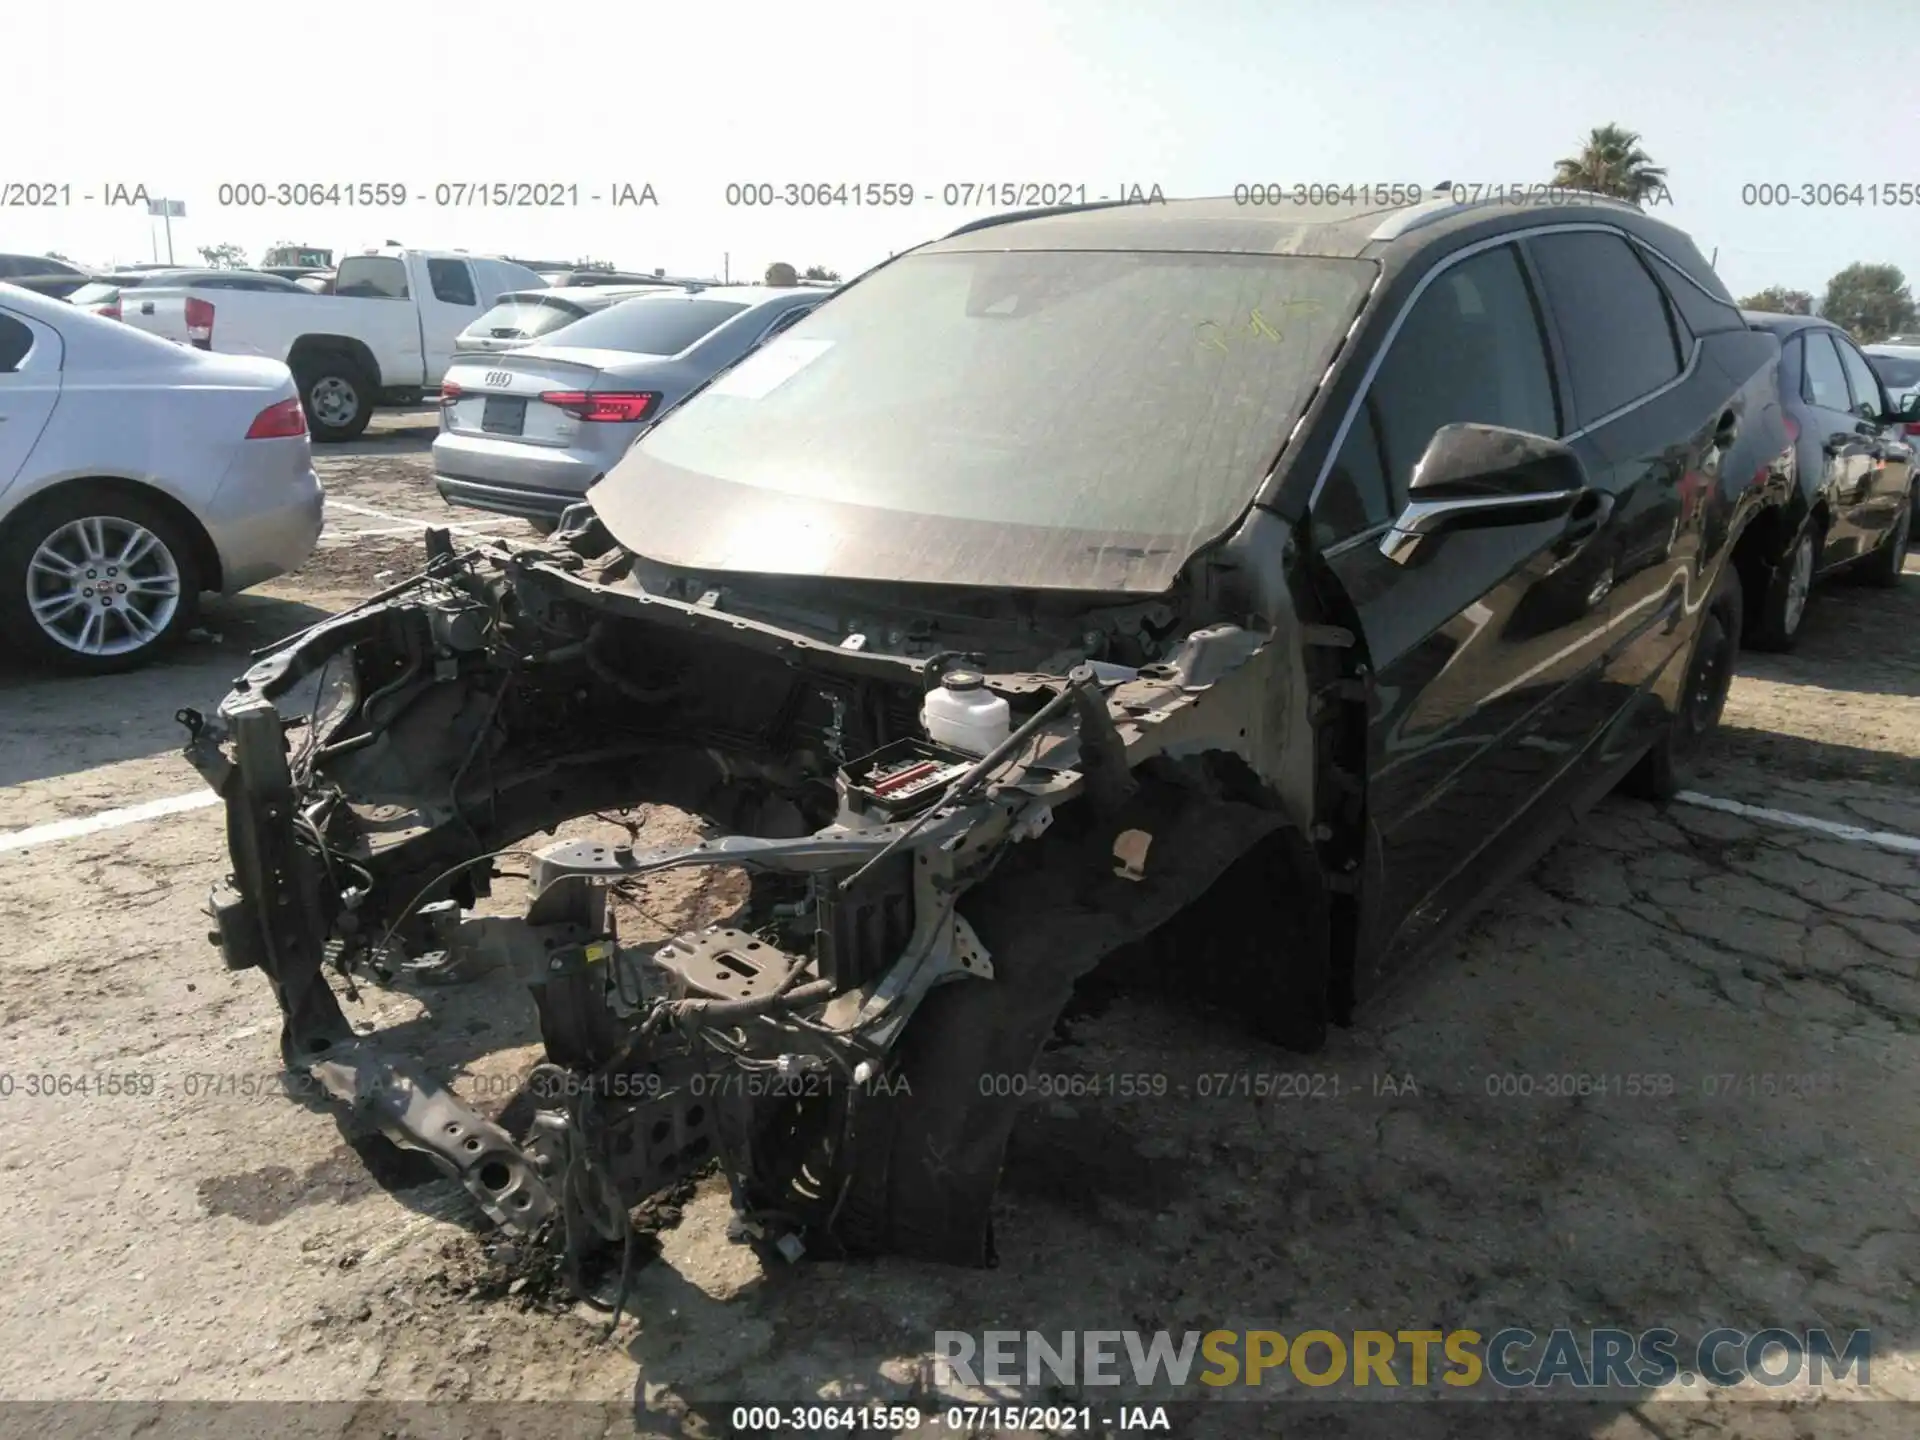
[
  {"left": 120, "top": 247, "right": 543, "bottom": 442},
  {"left": 0, "top": 283, "right": 323, "bottom": 673},
  {"left": 1864, "top": 340, "right": 1920, "bottom": 411}
]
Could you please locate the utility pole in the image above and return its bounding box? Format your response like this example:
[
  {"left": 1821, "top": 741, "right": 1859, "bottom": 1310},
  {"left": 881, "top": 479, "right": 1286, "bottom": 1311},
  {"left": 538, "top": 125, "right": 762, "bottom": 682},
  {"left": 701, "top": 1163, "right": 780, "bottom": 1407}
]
[{"left": 723, "top": 251, "right": 730, "bottom": 283}]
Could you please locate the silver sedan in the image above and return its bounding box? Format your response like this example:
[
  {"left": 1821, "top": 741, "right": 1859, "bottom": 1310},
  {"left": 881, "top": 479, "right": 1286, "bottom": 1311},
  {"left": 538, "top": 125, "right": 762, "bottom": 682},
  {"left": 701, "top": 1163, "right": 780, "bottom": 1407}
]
[
  {"left": 432, "top": 286, "right": 828, "bottom": 527},
  {"left": 0, "top": 282, "right": 324, "bottom": 673}
]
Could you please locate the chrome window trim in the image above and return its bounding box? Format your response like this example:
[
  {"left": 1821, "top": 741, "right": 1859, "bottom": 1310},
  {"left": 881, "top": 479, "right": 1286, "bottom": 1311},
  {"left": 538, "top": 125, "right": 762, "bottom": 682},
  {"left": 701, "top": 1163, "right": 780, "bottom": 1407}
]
[{"left": 1307, "top": 222, "right": 1707, "bottom": 518}]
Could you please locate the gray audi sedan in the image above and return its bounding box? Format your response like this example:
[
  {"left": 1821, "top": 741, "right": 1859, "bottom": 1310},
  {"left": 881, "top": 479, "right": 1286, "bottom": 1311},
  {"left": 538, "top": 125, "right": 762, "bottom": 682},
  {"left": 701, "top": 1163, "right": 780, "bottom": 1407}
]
[
  {"left": 0, "top": 282, "right": 323, "bottom": 673},
  {"left": 432, "top": 286, "right": 828, "bottom": 526}
]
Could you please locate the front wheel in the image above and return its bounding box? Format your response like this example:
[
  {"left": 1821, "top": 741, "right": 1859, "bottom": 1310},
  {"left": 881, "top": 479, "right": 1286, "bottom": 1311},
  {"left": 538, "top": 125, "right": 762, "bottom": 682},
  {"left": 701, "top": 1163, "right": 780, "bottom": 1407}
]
[
  {"left": 296, "top": 360, "right": 373, "bottom": 443},
  {"left": 0, "top": 487, "right": 200, "bottom": 673},
  {"left": 1621, "top": 565, "right": 1742, "bottom": 802},
  {"left": 1862, "top": 497, "right": 1911, "bottom": 589}
]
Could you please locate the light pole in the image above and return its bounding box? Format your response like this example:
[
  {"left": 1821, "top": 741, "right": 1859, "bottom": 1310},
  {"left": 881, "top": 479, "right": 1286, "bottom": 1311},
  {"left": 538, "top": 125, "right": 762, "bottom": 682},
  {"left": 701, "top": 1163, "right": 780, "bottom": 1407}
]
[{"left": 147, "top": 198, "right": 185, "bottom": 264}]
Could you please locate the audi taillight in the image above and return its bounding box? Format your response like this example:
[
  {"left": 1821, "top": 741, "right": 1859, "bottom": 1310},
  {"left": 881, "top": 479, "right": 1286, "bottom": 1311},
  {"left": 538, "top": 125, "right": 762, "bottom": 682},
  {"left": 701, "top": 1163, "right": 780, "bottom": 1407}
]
[
  {"left": 246, "top": 397, "right": 308, "bottom": 439},
  {"left": 1783, "top": 415, "right": 1799, "bottom": 442},
  {"left": 100, "top": 300, "right": 121, "bottom": 321},
  {"left": 184, "top": 296, "right": 215, "bottom": 349},
  {"left": 539, "top": 390, "right": 658, "bottom": 422},
  {"left": 440, "top": 380, "right": 463, "bottom": 403}
]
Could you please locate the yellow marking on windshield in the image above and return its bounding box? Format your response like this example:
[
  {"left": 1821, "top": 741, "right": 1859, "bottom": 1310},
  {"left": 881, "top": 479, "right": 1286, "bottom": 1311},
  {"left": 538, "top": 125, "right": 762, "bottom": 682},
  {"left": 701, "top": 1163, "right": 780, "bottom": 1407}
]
[{"left": 1196, "top": 299, "right": 1325, "bottom": 353}]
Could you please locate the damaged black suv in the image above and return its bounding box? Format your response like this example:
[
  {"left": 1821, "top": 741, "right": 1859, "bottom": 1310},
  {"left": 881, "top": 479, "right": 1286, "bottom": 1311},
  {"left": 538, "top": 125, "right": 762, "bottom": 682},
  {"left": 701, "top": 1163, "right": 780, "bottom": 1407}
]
[{"left": 181, "top": 193, "right": 1784, "bottom": 1280}]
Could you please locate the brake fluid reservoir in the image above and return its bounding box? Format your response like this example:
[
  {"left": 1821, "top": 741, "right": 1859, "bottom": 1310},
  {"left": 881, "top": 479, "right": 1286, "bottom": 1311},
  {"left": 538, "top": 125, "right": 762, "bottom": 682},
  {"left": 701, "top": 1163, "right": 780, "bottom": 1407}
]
[{"left": 920, "top": 669, "right": 1011, "bottom": 757}]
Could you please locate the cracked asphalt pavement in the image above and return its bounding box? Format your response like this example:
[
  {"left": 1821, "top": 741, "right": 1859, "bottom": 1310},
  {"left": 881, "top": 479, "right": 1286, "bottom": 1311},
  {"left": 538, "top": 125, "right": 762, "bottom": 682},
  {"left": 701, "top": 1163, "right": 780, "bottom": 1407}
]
[{"left": 0, "top": 414, "right": 1914, "bottom": 1438}]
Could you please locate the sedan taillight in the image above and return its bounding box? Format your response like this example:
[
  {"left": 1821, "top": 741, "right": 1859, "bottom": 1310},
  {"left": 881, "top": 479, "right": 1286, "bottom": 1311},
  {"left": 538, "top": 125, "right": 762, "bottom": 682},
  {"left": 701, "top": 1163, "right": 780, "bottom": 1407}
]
[
  {"left": 440, "top": 381, "right": 463, "bottom": 404},
  {"left": 540, "top": 390, "right": 659, "bottom": 422},
  {"left": 246, "top": 397, "right": 308, "bottom": 439},
  {"left": 101, "top": 300, "right": 122, "bottom": 321},
  {"left": 184, "top": 296, "right": 215, "bottom": 349}
]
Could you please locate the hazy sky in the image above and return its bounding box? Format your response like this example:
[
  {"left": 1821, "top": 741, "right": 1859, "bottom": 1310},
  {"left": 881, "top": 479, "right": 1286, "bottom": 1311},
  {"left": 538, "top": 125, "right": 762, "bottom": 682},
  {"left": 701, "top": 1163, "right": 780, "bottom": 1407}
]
[{"left": 10, "top": 0, "right": 1913, "bottom": 300}]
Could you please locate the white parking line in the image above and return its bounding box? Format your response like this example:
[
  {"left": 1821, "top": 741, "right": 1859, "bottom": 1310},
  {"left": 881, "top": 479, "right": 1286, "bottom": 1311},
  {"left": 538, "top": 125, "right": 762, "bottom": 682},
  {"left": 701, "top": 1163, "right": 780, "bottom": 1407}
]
[
  {"left": 0, "top": 791, "right": 220, "bottom": 855},
  {"left": 325, "top": 523, "right": 516, "bottom": 539},
  {"left": 324, "top": 500, "right": 522, "bottom": 540},
  {"left": 1673, "top": 791, "right": 1920, "bottom": 857}
]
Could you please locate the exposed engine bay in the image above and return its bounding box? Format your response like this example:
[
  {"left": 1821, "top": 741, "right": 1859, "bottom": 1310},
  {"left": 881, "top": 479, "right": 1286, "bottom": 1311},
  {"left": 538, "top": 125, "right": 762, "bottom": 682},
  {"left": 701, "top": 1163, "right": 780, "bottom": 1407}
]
[{"left": 178, "top": 513, "right": 1353, "bottom": 1297}]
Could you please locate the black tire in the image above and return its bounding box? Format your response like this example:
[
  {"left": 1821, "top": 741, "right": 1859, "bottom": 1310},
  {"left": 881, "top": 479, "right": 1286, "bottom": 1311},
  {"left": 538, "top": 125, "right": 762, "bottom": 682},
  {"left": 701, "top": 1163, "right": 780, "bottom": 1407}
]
[
  {"left": 1747, "top": 516, "right": 1818, "bottom": 652},
  {"left": 1861, "top": 495, "right": 1911, "bottom": 589},
  {"left": 1621, "top": 565, "right": 1742, "bottom": 802},
  {"left": 0, "top": 485, "right": 201, "bottom": 674},
  {"left": 295, "top": 358, "right": 374, "bottom": 443}
]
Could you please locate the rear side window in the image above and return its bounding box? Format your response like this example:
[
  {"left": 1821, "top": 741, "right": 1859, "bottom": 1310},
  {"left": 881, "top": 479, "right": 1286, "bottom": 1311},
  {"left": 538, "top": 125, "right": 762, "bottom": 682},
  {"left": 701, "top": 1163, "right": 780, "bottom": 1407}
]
[
  {"left": 429, "top": 258, "right": 478, "bottom": 306},
  {"left": 462, "top": 297, "right": 587, "bottom": 341},
  {"left": 1366, "top": 243, "right": 1559, "bottom": 503},
  {"left": 0, "top": 314, "right": 32, "bottom": 370},
  {"left": 1801, "top": 333, "right": 1851, "bottom": 411},
  {"left": 335, "top": 256, "right": 410, "bottom": 299},
  {"left": 1643, "top": 249, "right": 1745, "bottom": 336},
  {"left": 548, "top": 297, "right": 749, "bottom": 355},
  {"left": 757, "top": 304, "right": 814, "bottom": 343},
  {"left": 1529, "top": 231, "right": 1682, "bottom": 427}
]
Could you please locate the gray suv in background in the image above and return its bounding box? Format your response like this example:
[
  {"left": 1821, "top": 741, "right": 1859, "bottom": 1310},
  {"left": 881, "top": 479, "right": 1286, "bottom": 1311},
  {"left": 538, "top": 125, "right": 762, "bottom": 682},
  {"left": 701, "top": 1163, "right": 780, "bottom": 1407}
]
[{"left": 432, "top": 286, "right": 828, "bottom": 526}]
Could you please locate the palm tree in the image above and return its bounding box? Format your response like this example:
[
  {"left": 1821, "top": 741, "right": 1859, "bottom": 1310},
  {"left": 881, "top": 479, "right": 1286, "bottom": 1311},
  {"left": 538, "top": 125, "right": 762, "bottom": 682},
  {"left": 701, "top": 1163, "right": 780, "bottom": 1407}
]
[{"left": 1552, "top": 125, "right": 1670, "bottom": 204}]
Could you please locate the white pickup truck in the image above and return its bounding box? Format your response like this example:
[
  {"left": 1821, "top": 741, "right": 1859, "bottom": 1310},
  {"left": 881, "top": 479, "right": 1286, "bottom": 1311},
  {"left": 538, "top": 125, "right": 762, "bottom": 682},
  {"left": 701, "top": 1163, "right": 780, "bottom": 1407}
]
[{"left": 122, "top": 247, "right": 545, "bottom": 440}]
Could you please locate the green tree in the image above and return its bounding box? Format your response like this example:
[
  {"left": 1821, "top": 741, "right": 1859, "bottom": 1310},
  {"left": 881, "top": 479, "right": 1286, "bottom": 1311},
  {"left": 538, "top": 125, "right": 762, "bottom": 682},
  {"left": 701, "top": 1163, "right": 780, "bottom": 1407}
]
[
  {"left": 198, "top": 242, "right": 247, "bottom": 269},
  {"left": 1819, "top": 264, "right": 1917, "bottom": 343},
  {"left": 1738, "top": 286, "right": 1814, "bottom": 316},
  {"left": 1551, "top": 124, "right": 1671, "bottom": 204},
  {"left": 764, "top": 261, "right": 798, "bottom": 286},
  {"left": 802, "top": 265, "right": 840, "bottom": 282}
]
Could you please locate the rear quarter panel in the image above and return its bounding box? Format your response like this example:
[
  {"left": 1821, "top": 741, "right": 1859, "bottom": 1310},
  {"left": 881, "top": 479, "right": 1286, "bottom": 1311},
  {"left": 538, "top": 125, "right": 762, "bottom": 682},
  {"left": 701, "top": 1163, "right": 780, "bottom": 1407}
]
[{"left": 8, "top": 354, "right": 284, "bottom": 521}]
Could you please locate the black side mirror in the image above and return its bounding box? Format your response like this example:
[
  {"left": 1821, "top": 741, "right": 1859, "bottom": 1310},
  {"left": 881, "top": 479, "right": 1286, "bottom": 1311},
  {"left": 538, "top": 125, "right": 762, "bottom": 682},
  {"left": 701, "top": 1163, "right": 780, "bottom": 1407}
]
[
  {"left": 1894, "top": 391, "right": 1920, "bottom": 425},
  {"left": 1407, "top": 422, "right": 1587, "bottom": 499},
  {"left": 1382, "top": 423, "right": 1590, "bottom": 564}
]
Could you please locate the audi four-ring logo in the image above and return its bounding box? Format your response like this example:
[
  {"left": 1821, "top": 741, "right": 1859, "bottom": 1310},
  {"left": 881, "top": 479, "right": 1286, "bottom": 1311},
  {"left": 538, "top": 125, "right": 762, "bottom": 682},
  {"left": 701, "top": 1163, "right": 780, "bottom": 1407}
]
[{"left": 485, "top": 371, "right": 511, "bottom": 387}]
